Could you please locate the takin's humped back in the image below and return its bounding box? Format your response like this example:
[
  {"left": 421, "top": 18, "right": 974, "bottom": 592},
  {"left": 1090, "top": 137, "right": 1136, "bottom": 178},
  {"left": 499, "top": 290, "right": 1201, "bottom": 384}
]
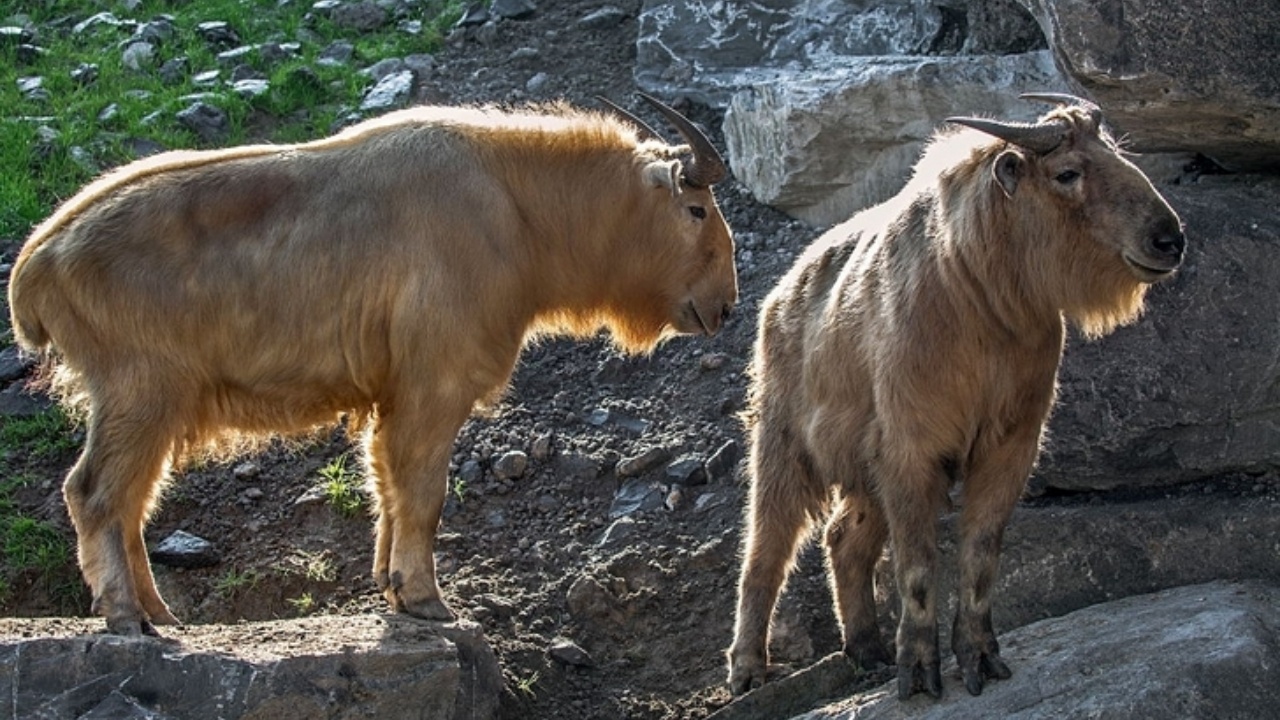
[
  {"left": 727, "top": 94, "right": 1185, "bottom": 702},
  {"left": 8, "top": 96, "right": 737, "bottom": 635}
]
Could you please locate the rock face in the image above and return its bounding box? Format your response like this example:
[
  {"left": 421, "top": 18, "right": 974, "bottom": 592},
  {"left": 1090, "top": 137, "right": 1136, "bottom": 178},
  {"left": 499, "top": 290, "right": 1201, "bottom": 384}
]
[
  {"left": 723, "top": 52, "right": 1063, "bottom": 225},
  {"left": 1037, "top": 175, "right": 1280, "bottom": 492},
  {"left": 794, "top": 580, "right": 1280, "bottom": 719},
  {"left": 0, "top": 616, "right": 502, "bottom": 719},
  {"left": 1016, "top": 0, "right": 1280, "bottom": 172}
]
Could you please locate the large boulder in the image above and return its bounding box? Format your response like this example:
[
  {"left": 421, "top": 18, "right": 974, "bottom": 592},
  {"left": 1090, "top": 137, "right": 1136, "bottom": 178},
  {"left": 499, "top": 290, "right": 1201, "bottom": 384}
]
[
  {"left": 0, "top": 615, "right": 502, "bottom": 719},
  {"left": 1037, "top": 174, "right": 1280, "bottom": 492},
  {"left": 635, "top": 0, "right": 1045, "bottom": 108},
  {"left": 793, "top": 580, "right": 1280, "bottom": 719},
  {"left": 1016, "top": 0, "right": 1280, "bottom": 172},
  {"left": 723, "top": 52, "right": 1064, "bottom": 226}
]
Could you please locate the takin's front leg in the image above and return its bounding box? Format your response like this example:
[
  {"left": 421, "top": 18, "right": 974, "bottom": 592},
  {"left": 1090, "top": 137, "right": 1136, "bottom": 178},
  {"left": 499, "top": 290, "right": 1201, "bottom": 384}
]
[
  {"left": 876, "top": 456, "right": 949, "bottom": 700},
  {"left": 366, "top": 393, "right": 472, "bottom": 621},
  {"left": 950, "top": 433, "right": 1040, "bottom": 695}
]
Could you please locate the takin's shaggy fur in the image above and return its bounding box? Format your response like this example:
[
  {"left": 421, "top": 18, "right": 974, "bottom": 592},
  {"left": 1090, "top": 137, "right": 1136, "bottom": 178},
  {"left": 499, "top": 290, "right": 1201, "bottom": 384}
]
[
  {"left": 9, "top": 100, "right": 737, "bottom": 635},
  {"left": 727, "top": 100, "right": 1185, "bottom": 701}
]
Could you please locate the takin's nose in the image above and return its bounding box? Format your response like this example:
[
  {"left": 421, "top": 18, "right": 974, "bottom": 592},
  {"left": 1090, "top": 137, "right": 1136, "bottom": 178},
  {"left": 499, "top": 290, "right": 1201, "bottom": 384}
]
[{"left": 1146, "top": 224, "right": 1186, "bottom": 267}]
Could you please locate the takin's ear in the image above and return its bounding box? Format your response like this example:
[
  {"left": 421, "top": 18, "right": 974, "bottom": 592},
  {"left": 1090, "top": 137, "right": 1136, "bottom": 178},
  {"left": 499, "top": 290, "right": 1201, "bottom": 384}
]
[
  {"left": 992, "top": 149, "right": 1023, "bottom": 198},
  {"left": 643, "top": 159, "right": 683, "bottom": 197}
]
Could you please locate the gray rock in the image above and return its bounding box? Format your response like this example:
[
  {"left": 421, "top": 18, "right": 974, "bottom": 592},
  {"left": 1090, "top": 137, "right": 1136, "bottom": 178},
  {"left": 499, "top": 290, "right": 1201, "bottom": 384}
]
[
  {"left": 121, "top": 42, "right": 155, "bottom": 72},
  {"left": 597, "top": 516, "right": 637, "bottom": 547},
  {"left": 158, "top": 56, "right": 187, "bottom": 85},
  {"left": 97, "top": 103, "right": 119, "bottom": 123},
  {"left": 637, "top": 0, "right": 1045, "bottom": 108},
  {"left": 548, "top": 638, "right": 594, "bottom": 667},
  {"left": 362, "top": 57, "right": 406, "bottom": 80},
  {"left": 149, "top": 530, "right": 220, "bottom": 569},
  {"left": 531, "top": 432, "right": 554, "bottom": 461},
  {"left": 195, "top": 20, "right": 240, "bottom": 49},
  {"left": 359, "top": 69, "right": 414, "bottom": 112},
  {"left": 458, "top": 458, "right": 483, "bottom": 484},
  {"left": 176, "top": 101, "right": 229, "bottom": 144},
  {"left": 666, "top": 456, "right": 707, "bottom": 486},
  {"left": 332, "top": 0, "right": 389, "bottom": 32},
  {"left": 456, "top": 3, "right": 490, "bottom": 27},
  {"left": 491, "top": 0, "right": 536, "bottom": 20},
  {"left": 1017, "top": 0, "right": 1280, "bottom": 172},
  {"left": 318, "top": 40, "right": 354, "bottom": 66},
  {"left": 132, "top": 18, "right": 176, "bottom": 46},
  {"left": 191, "top": 69, "right": 220, "bottom": 86},
  {"left": 525, "top": 71, "right": 549, "bottom": 93},
  {"left": 492, "top": 450, "right": 529, "bottom": 480},
  {"left": 579, "top": 5, "right": 626, "bottom": 29},
  {"left": 0, "top": 346, "right": 34, "bottom": 384},
  {"left": 257, "top": 41, "right": 300, "bottom": 66},
  {"left": 70, "top": 62, "right": 98, "bottom": 85},
  {"left": 73, "top": 12, "right": 122, "bottom": 36},
  {"left": 231, "top": 78, "right": 269, "bottom": 98},
  {"left": 0, "top": 26, "right": 33, "bottom": 45},
  {"left": 403, "top": 53, "right": 436, "bottom": 77},
  {"left": 609, "top": 479, "right": 666, "bottom": 519},
  {"left": 0, "top": 616, "right": 501, "bottom": 720},
  {"left": 791, "top": 581, "right": 1280, "bottom": 720},
  {"left": 723, "top": 52, "right": 1065, "bottom": 226},
  {"left": 215, "top": 45, "right": 254, "bottom": 66},
  {"left": 617, "top": 446, "right": 672, "bottom": 478},
  {"left": 15, "top": 44, "right": 45, "bottom": 65},
  {"left": 17, "top": 75, "right": 48, "bottom": 102},
  {"left": 0, "top": 383, "right": 51, "bottom": 417},
  {"left": 1037, "top": 175, "right": 1280, "bottom": 492},
  {"left": 705, "top": 439, "right": 742, "bottom": 482}
]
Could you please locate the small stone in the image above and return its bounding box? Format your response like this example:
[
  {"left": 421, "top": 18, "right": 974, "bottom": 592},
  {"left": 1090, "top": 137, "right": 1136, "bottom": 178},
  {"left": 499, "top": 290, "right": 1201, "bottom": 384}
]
[
  {"left": 133, "top": 17, "right": 176, "bottom": 45},
  {"left": 706, "top": 440, "right": 742, "bottom": 482},
  {"left": 531, "top": 432, "right": 554, "bottom": 461},
  {"left": 158, "top": 57, "right": 189, "bottom": 85},
  {"left": 317, "top": 41, "right": 354, "bottom": 67},
  {"left": 0, "top": 346, "right": 34, "bottom": 384},
  {"left": 0, "top": 26, "right": 33, "bottom": 46},
  {"left": 196, "top": 20, "right": 241, "bottom": 49},
  {"left": 578, "top": 5, "right": 626, "bottom": 29},
  {"left": 548, "top": 638, "right": 594, "bottom": 667},
  {"left": 257, "top": 42, "right": 300, "bottom": 66},
  {"left": 455, "top": 3, "right": 489, "bottom": 27},
  {"left": 508, "top": 47, "right": 539, "bottom": 62},
  {"left": 70, "top": 63, "right": 98, "bottom": 85},
  {"left": 525, "top": 72, "right": 549, "bottom": 93},
  {"left": 361, "top": 57, "right": 406, "bottom": 81},
  {"left": 617, "top": 447, "right": 672, "bottom": 478},
  {"left": 150, "top": 530, "right": 221, "bottom": 569},
  {"left": 176, "top": 101, "right": 229, "bottom": 143},
  {"left": 597, "top": 516, "right": 637, "bottom": 547},
  {"left": 192, "top": 69, "right": 221, "bottom": 86},
  {"left": 491, "top": 0, "right": 536, "bottom": 20},
  {"left": 73, "top": 12, "right": 121, "bottom": 36},
  {"left": 233, "top": 462, "right": 260, "bottom": 480},
  {"left": 402, "top": 54, "right": 435, "bottom": 77},
  {"left": 458, "top": 459, "right": 483, "bottom": 484},
  {"left": 332, "top": 1, "right": 388, "bottom": 32},
  {"left": 15, "top": 44, "right": 46, "bottom": 64},
  {"left": 609, "top": 479, "right": 665, "bottom": 519},
  {"left": 216, "top": 46, "right": 254, "bottom": 66},
  {"left": 700, "top": 352, "right": 728, "bottom": 371},
  {"left": 243, "top": 487, "right": 264, "bottom": 501},
  {"left": 121, "top": 42, "right": 155, "bottom": 72},
  {"left": 666, "top": 456, "right": 707, "bottom": 486},
  {"left": 68, "top": 146, "right": 97, "bottom": 174},
  {"left": 493, "top": 450, "right": 529, "bottom": 481}
]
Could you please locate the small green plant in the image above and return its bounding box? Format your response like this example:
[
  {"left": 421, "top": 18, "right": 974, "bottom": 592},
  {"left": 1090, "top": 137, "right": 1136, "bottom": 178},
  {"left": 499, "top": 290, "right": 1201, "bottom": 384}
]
[
  {"left": 318, "top": 454, "right": 366, "bottom": 517},
  {"left": 287, "top": 592, "right": 316, "bottom": 614},
  {"left": 0, "top": 476, "right": 83, "bottom": 612},
  {"left": 451, "top": 477, "right": 468, "bottom": 504},
  {"left": 516, "top": 671, "right": 540, "bottom": 699},
  {"left": 214, "top": 568, "right": 259, "bottom": 597}
]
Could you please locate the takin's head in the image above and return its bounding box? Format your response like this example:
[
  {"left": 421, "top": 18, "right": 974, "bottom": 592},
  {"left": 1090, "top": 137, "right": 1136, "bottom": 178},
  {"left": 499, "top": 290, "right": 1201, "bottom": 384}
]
[
  {"left": 947, "top": 93, "right": 1186, "bottom": 337},
  {"left": 598, "top": 94, "right": 738, "bottom": 348}
]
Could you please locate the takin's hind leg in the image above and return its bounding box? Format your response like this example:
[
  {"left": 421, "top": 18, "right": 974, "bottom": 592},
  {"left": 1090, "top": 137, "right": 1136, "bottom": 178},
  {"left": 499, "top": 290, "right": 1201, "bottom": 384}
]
[
  {"left": 824, "top": 488, "right": 891, "bottom": 671},
  {"left": 64, "top": 400, "right": 179, "bottom": 636},
  {"left": 365, "top": 392, "right": 472, "bottom": 621},
  {"left": 727, "top": 417, "right": 826, "bottom": 695}
]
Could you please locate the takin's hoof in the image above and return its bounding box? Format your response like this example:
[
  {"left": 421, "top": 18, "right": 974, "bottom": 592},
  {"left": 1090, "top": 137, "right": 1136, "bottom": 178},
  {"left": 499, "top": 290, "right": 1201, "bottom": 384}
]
[
  {"left": 104, "top": 615, "right": 163, "bottom": 638},
  {"left": 398, "top": 596, "right": 456, "bottom": 622},
  {"left": 844, "top": 636, "right": 893, "bottom": 672},
  {"left": 896, "top": 659, "right": 943, "bottom": 700},
  {"left": 727, "top": 656, "right": 768, "bottom": 696},
  {"left": 959, "top": 651, "right": 1012, "bottom": 696}
]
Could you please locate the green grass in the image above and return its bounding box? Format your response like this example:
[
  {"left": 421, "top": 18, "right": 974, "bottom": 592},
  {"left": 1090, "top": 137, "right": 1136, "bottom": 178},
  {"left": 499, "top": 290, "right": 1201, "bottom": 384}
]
[
  {"left": 0, "top": 407, "right": 81, "bottom": 461},
  {"left": 0, "top": 0, "right": 466, "bottom": 238},
  {"left": 214, "top": 567, "right": 259, "bottom": 596},
  {"left": 0, "top": 475, "right": 81, "bottom": 610},
  {"left": 317, "top": 453, "right": 366, "bottom": 517}
]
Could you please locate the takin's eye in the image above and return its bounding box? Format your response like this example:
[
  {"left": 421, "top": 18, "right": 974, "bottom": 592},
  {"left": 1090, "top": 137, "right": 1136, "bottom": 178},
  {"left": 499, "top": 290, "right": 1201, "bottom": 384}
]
[
  {"left": 1055, "top": 169, "right": 1082, "bottom": 185},
  {"left": 688, "top": 205, "right": 708, "bottom": 220}
]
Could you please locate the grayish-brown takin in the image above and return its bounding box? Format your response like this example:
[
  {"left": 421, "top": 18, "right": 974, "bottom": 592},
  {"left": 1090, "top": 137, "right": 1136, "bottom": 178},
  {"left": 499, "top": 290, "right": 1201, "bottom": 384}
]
[
  {"left": 8, "top": 95, "right": 737, "bottom": 636},
  {"left": 727, "top": 94, "right": 1185, "bottom": 700}
]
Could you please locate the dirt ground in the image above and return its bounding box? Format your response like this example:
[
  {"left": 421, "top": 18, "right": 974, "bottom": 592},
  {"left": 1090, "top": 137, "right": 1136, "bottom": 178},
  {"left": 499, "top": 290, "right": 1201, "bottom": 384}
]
[{"left": 1, "top": 2, "right": 842, "bottom": 718}]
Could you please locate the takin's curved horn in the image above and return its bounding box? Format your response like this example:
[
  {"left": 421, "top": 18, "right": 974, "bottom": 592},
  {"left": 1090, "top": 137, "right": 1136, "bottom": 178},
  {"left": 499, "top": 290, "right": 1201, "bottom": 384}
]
[
  {"left": 595, "top": 95, "right": 663, "bottom": 142},
  {"left": 637, "top": 92, "right": 728, "bottom": 188},
  {"left": 1020, "top": 91, "right": 1104, "bottom": 126},
  {"left": 945, "top": 116, "right": 1069, "bottom": 155}
]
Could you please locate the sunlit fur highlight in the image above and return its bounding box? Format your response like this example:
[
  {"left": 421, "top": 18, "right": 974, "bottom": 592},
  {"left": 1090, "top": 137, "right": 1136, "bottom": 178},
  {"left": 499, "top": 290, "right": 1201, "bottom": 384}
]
[{"left": 8, "top": 101, "right": 737, "bottom": 633}]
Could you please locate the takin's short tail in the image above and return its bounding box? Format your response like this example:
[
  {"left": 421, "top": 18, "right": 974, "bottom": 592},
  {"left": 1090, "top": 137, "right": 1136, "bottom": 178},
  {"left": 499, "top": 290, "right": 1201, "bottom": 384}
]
[{"left": 7, "top": 247, "right": 53, "bottom": 352}]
